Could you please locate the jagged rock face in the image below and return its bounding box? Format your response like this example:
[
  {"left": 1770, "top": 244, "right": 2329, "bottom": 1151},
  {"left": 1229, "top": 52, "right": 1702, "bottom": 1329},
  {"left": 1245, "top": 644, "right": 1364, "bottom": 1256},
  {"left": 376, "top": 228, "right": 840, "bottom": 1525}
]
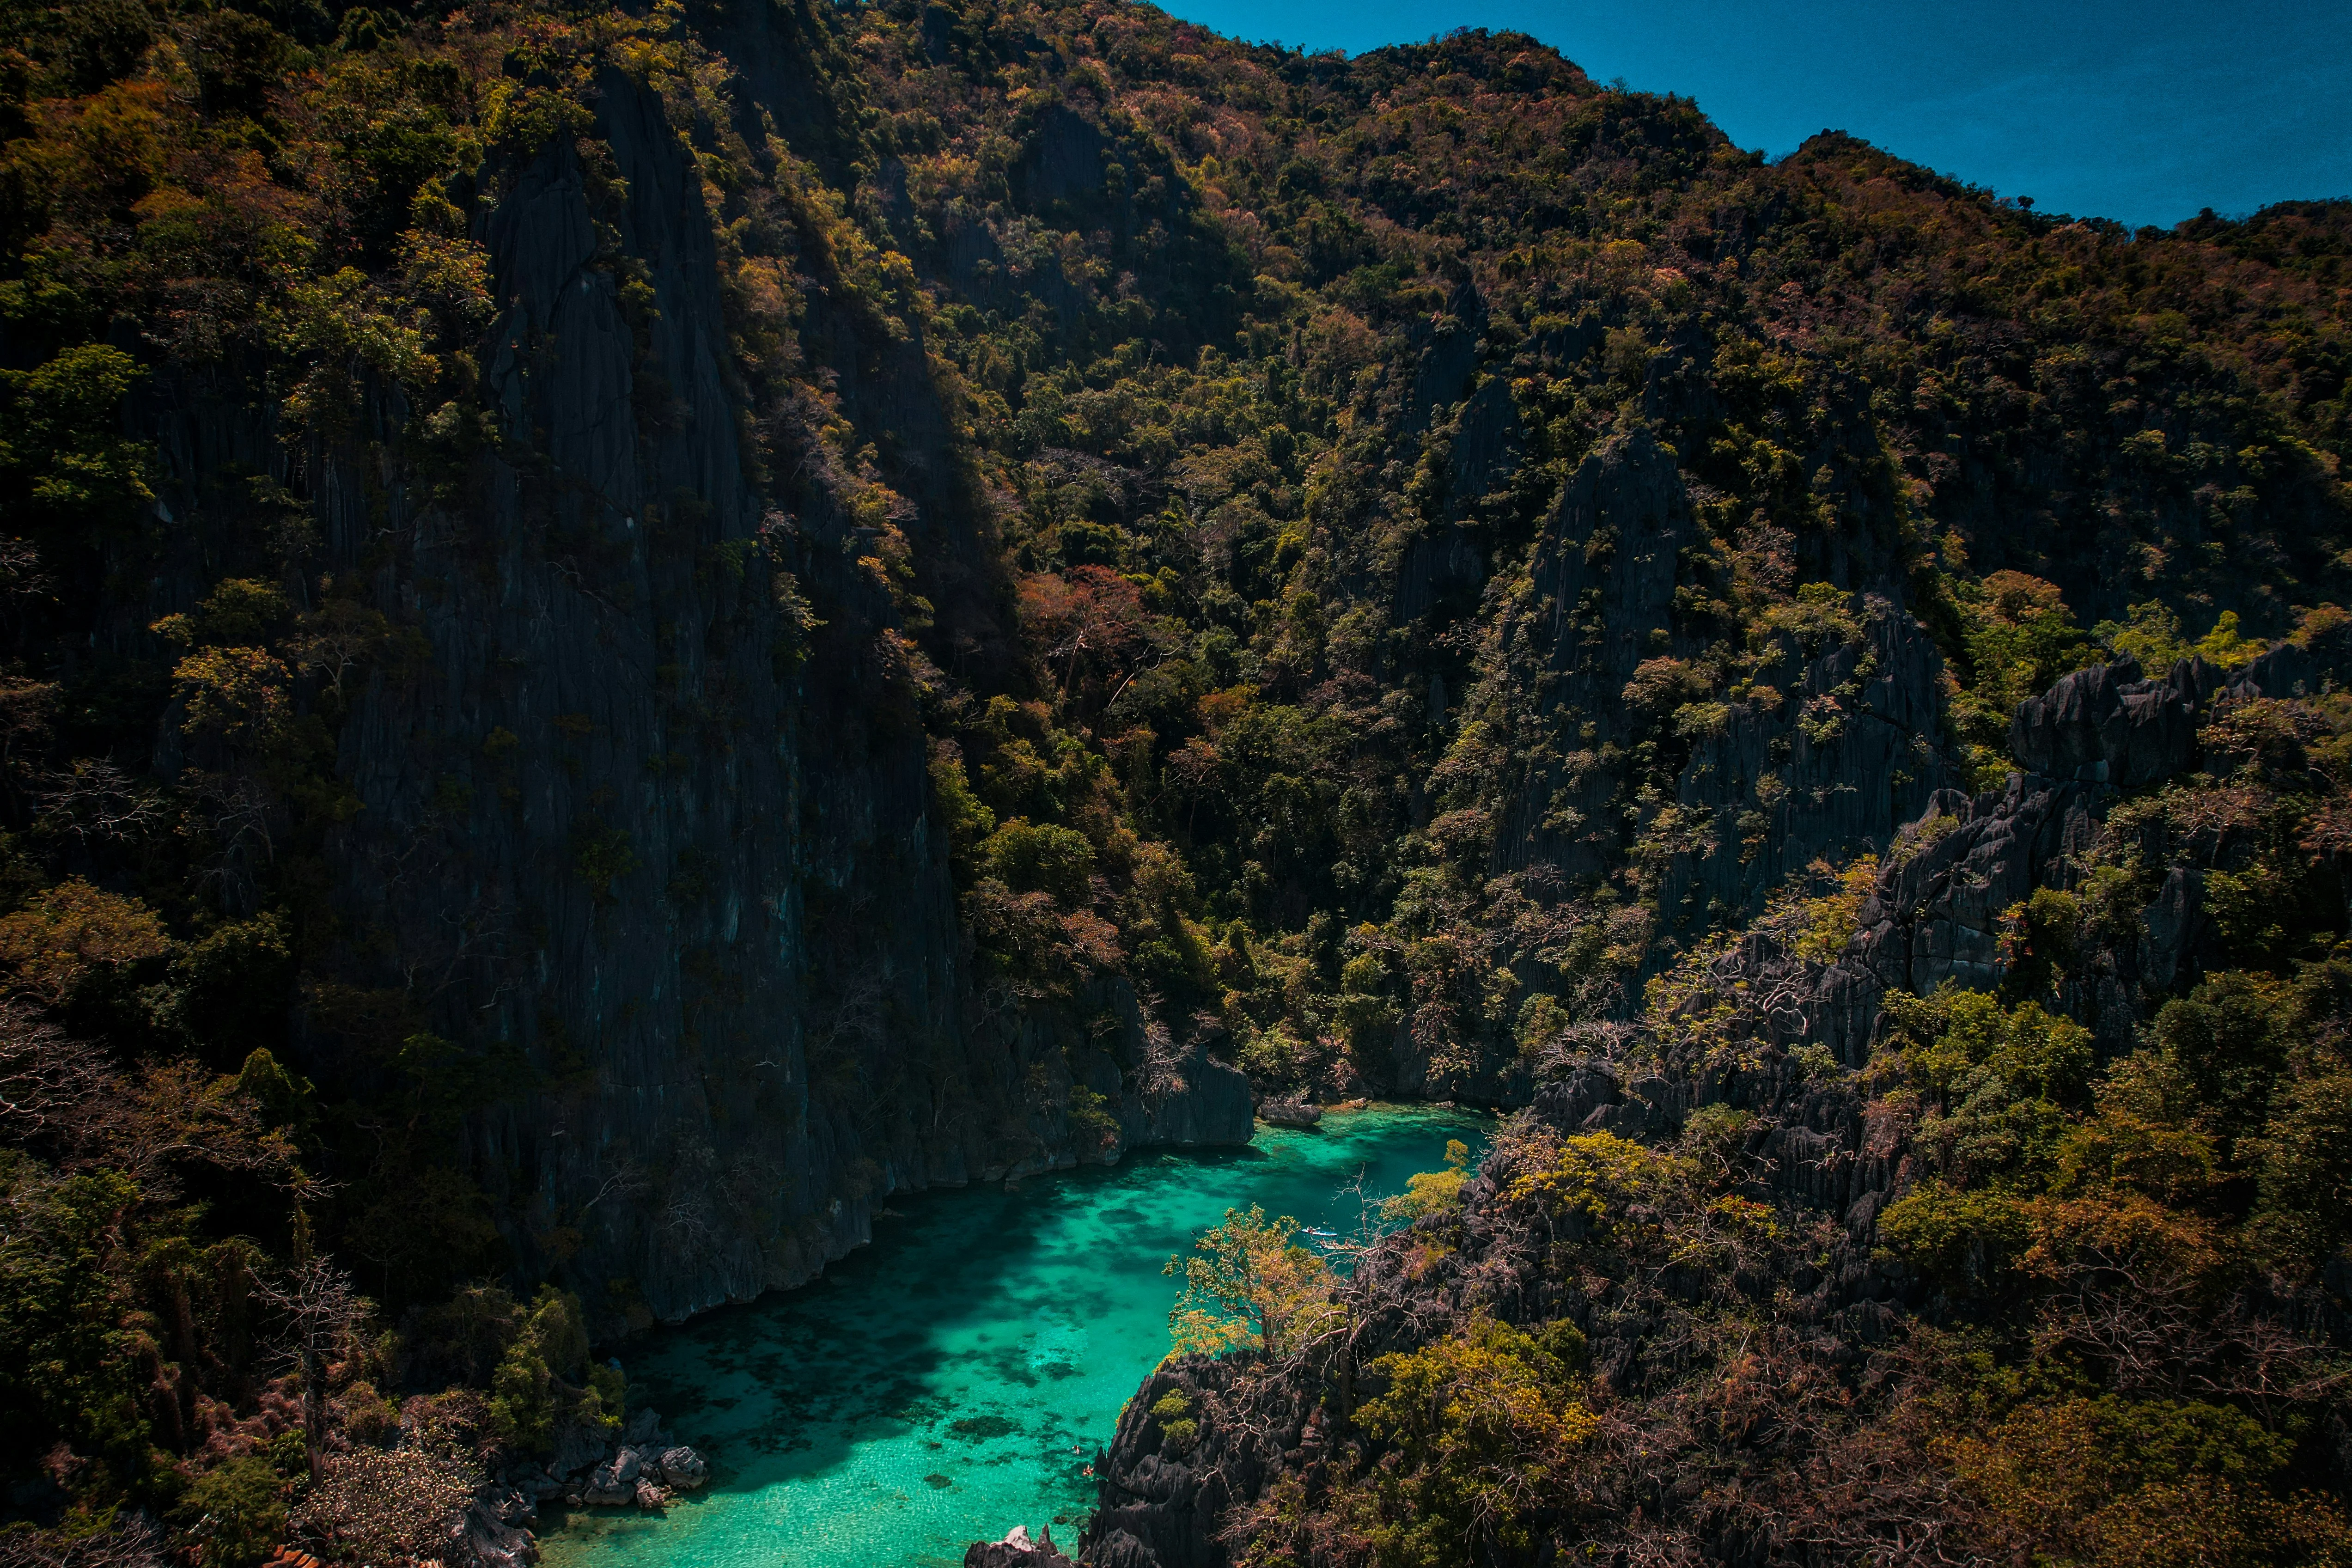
[
  {"left": 1871, "top": 644, "right": 2343, "bottom": 1052},
  {"left": 1090, "top": 1359, "right": 1279, "bottom": 1568},
  {"left": 1813, "top": 649, "right": 2334, "bottom": 1057},
  {"left": 1445, "top": 429, "right": 1956, "bottom": 1065},
  {"left": 1829, "top": 776, "right": 2103, "bottom": 1043},
  {"left": 1688, "top": 649, "right": 2340, "bottom": 1067},
  {"left": 546, "top": 1419, "right": 611, "bottom": 1484},
  {"left": 315, "top": 110, "right": 930, "bottom": 1326},
  {"left": 460, "top": 1496, "right": 535, "bottom": 1568},
  {"left": 2009, "top": 655, "right": 2198, "bottom": 787},
  {"left": 1353, "top": 427, "right": 1968, "bottom": 1110},
  {"left": 1524, "top": 427, "right": 1694, "bottom": 801},
  {"left": 1653, "top": 604, "right": 1953, "bottom": 952}
]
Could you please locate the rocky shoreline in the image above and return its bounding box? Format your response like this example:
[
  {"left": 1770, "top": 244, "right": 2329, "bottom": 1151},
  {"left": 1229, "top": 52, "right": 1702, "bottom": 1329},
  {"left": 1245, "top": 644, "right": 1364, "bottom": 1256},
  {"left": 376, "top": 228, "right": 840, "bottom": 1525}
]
[
  {"left": 508, "top": 1083, "right": 1254, "bottom": 1567},
  {"left": 455, "top": 1409, "right": 707, "bottom": 1568}
]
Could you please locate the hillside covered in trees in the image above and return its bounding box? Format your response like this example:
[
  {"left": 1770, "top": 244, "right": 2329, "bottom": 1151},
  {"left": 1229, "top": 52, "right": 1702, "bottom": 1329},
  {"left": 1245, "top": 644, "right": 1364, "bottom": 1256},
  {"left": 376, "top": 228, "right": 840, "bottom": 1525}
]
[{"left": 0, "top": 0, "right": 2348, "bottom": 1563}]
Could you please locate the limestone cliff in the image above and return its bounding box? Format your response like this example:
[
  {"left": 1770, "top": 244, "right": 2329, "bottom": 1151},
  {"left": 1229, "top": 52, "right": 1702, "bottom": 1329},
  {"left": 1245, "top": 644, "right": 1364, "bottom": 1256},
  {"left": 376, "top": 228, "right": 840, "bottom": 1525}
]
[{"left": 133, "top": 68, "right": 1250, "bottom": 1331}]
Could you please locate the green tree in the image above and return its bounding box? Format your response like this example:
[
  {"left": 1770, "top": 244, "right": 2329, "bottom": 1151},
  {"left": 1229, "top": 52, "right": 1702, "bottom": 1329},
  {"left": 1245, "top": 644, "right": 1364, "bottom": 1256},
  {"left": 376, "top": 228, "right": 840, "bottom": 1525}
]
[
  {"left": 981, "top": 818, "right": 1097, "bottom": 904},
  {"left": 0, "top": 343, "right": 153, "bottom": 533},
  {"left": 173, "top": 1455, "right": 289, "bottom": 1568},
  {"left": 488, "top": 1287, "right": 618, "bottom": 1454},
  {"left": 0, "top": 1164, "right": 149, "bottom": 1477}
]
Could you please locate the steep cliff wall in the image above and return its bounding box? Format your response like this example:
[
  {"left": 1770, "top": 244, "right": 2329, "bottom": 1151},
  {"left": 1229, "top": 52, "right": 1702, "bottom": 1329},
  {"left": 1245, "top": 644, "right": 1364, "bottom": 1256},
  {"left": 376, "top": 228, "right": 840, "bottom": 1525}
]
[{"left": 128, "top": 65, "right": 1250, "bottom": 1332}]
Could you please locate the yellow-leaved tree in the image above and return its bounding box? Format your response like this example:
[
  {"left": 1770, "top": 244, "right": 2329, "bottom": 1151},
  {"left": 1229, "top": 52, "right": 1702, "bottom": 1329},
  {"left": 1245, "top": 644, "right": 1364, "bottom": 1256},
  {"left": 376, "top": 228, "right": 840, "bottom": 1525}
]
[{"left": 1164, "top": 1204, "right": 1341, "bottom": 1358}]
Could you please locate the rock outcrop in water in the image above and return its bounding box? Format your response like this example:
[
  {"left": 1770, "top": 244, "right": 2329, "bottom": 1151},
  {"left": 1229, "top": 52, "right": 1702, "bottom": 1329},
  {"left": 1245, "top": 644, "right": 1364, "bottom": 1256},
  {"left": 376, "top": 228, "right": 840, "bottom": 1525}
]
[{"left": 965, "top": 1525, "right": 1079, "bottom": 1568}]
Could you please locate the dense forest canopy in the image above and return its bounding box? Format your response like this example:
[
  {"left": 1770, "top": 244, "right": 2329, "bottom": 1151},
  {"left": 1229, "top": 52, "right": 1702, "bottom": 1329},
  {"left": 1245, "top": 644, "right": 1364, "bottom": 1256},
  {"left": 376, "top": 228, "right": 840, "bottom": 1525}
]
[{"left": 0, "top": 0, "right": 2349, "bottom": 1562}]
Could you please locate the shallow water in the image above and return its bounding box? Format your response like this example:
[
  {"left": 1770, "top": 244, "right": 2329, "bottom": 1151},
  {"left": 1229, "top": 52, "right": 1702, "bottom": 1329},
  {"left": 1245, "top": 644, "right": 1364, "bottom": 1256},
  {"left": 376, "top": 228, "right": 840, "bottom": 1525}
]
[{"left": 541, "top": 1104, "right": 1490, "bottom": 1568}]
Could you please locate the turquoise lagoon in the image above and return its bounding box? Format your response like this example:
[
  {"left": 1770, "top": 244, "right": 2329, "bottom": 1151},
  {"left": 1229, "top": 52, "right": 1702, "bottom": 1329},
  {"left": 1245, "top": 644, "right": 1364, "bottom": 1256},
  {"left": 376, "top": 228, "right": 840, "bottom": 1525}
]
[{"left": 540, "top": 1104, "right": 1489, "bottom": 1568}]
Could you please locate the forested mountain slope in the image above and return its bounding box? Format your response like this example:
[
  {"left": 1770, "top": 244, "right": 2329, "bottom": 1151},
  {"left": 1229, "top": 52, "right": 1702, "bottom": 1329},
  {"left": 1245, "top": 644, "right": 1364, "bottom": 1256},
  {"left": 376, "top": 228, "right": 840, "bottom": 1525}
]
[
  {"left": 1079, "top": 648, "right": 2352, "bottom": 1568},
  {"left": 0, "top": 0, "right": 2347, "bottom": 1562}
]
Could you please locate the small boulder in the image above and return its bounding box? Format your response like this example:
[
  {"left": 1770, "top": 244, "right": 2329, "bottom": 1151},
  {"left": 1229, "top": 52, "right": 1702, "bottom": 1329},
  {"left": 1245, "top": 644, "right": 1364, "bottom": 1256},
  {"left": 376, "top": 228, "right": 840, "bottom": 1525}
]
[
  {"left": 656, "top": 1446, "right": 708, "bottom": 1491},
  {"left": 633, "top": 1479, "right": 670, "bottom": 1512},
  {"left": 1259, "top": 1101, "right": 1321, "bottom": 1128},
  {"left": 581, "top": 1449, "right": 641, "bottom": 1507}
]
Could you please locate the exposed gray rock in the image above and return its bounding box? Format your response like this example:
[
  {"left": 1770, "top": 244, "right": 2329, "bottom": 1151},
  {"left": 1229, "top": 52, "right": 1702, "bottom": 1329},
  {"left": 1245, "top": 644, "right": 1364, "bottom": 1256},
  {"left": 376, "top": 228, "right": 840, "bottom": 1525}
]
[
  {"left": 2232, "top": 640, "right": 2330, "bottom": 701},
  {"left": 548, "top": 1419, "right": 610, "bottom": 1481},
  {"left": 2010, "top": 656, "right": 2197, "bottom": 788},
  {"left": 1017, "top": 104, "right": 1107, "bottom": 205},
  {"left": 1399, "top": 282, "right": 1485, "bottom": 433},
  {"left": 1395, "top": 524, "right": 1487, "bottom": 623},
  {"left": 1086, "top": 1359, "right": 1292, "bottom": 1568},
  {"left": 477, "top": 1481, "right": 536, "bottom": 1527},
  {"left": 580, "top": 1448, "right": 641, "bottom": 1507},
  {"left": 1087, "top": 1530, "right": 1159, "bottom": 1568},
  {"left": 1530, "top": 426, "right": 1693, "bottom": 761},
  {"left": 654, "top": 1446, "right": 707, "bottom": 1491},
  {"left": 2142, "top": 866, "right": 2207, "bottom": 991},
  {"left": 1494, "top": 425, "right": 1956, "bottom": 1006},
  {"left": 1858, "top": 774, "right": 2099, "bottom": 1001},
  {"left": 1442, "top": 372, "right": 1526, "bottom": 519},
  {"left": 1658, "top": 599, "right": 1956, "bottom": 923},
  {"left": 1127, "top": 1042, "right": 1254, "bottom": 1148}
]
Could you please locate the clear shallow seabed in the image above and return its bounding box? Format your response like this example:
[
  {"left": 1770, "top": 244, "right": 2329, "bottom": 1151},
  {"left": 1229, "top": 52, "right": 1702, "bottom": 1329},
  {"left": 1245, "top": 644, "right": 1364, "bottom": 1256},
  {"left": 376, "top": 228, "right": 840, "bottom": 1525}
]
[{"left": 540, "top": 1104, "right": 1491, "bottom": 1568}]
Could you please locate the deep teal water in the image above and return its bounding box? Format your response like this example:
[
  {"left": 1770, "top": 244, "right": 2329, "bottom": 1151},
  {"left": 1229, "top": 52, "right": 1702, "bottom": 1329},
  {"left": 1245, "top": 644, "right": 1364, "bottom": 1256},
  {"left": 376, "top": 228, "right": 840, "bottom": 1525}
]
[{"left": 540, "top": 1104, "right": 1489, "bottom": 1568}]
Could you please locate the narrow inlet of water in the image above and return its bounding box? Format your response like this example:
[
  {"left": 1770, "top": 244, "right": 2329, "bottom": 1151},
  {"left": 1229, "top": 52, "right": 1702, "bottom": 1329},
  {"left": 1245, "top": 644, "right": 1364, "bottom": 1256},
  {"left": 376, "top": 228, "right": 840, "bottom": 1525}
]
[{"left": 538, "top": 1103, "right": 1490, "bottom": 1568}]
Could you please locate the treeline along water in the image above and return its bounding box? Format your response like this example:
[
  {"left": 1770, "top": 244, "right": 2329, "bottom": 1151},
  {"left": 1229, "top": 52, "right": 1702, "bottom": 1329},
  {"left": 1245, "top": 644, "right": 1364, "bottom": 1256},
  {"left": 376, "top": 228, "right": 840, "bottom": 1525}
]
[{"left": 538, "top": 1108, "right": 1489, "bottom": 1568}]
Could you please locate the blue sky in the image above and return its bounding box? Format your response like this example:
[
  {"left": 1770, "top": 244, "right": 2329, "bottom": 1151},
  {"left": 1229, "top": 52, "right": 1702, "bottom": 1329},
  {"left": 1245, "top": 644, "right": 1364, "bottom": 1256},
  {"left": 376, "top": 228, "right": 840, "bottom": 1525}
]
[{"left": 1154, "top": 0, "right": 2352, "bottom": 230}]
